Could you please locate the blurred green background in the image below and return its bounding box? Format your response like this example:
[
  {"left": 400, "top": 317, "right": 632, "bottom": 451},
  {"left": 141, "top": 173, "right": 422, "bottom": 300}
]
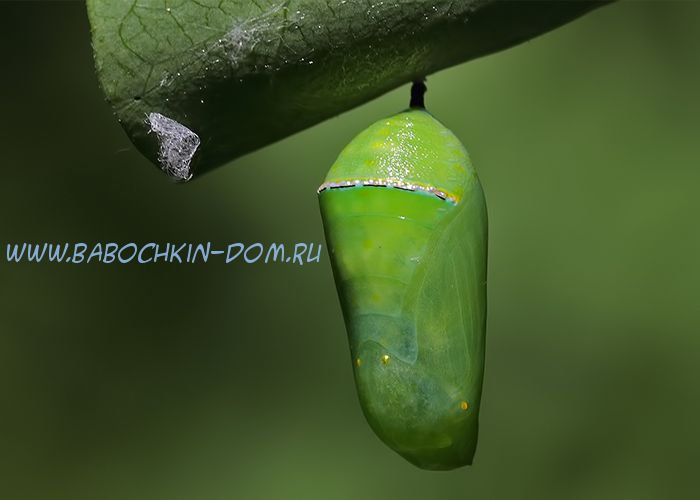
[{"left": 1, "top": 1, "right": 698, "bottom": 499}]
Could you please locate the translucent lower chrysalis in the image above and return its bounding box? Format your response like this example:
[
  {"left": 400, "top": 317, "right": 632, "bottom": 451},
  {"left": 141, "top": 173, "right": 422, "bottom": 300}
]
[{"left": 318, "top": 83, "right": 488, "bottom": 470}]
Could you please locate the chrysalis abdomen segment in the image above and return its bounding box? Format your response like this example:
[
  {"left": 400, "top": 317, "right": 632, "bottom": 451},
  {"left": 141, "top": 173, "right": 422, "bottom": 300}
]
[{"left": 319, "top": 109, "right": 487, "bottom": 470}]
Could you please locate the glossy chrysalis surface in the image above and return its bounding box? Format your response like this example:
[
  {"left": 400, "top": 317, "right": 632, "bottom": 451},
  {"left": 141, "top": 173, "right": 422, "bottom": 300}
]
[{"left": 318, "top": 90, "right": 488, "bottom": 470}]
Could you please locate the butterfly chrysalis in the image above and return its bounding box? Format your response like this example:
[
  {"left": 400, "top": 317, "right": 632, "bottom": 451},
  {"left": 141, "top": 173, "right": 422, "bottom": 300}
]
[{"left": 318, "top": 81, "right": 487, "bottom": 470}]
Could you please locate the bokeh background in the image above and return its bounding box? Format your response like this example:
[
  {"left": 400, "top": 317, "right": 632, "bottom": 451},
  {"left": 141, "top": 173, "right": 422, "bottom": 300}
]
[{"left": 1, "top": 1, "right": 698, "bottom": 499}]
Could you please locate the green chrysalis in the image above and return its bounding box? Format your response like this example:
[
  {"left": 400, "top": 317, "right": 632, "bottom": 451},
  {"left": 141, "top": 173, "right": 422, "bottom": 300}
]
[{"left": 318, "top": 83, "right": 488, "bottom": 470}]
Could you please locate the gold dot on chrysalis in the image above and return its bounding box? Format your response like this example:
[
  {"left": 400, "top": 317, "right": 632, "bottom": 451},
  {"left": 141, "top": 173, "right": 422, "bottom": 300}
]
[
  {"left": 355, "top": 358, "right": 362, "bottom": 367},
  {"left": 460, "top": 401, "right": 469, "bottom": 411},
  {"left": 381, "top": 354, "right": 391, "bottom": 365}
]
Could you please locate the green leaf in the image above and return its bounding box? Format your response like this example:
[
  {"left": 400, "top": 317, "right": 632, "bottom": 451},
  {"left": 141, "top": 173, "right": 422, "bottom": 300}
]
[{"left": 87, "top": 0, "right": 612, "bottom": 180}]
